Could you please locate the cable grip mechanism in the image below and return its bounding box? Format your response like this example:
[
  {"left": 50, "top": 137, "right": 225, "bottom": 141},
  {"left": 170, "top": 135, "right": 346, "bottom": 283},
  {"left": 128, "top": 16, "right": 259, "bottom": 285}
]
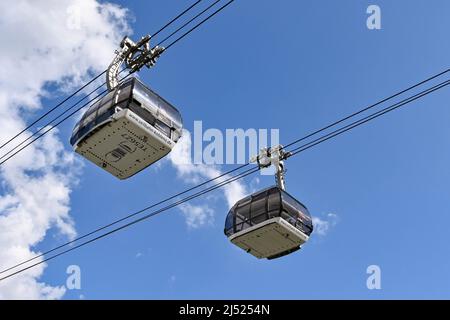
[
  {"left": 250, "top": 145, "right": 292, "bottom": 191},
  {"left": 106, "top": 35, "right": 164, "bottom": 91}
]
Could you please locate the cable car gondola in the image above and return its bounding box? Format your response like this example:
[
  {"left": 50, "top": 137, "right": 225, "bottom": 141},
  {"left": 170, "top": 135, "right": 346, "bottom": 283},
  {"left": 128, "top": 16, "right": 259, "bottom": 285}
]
[
  {"left": 70, "top": 77, "right": 182, "bottom": 179},
  {"left": 70, "top": 36, "right": 181, "bottom": 179},
  {"left": 224, "top": 146, "right": 314, "bottom": 259}
]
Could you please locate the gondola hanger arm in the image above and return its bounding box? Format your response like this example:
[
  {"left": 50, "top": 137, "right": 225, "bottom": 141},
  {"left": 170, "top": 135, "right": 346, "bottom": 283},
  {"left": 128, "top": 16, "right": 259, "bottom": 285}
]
[{"left": 250, "top": 145, "right": 291, "bottom": 191}]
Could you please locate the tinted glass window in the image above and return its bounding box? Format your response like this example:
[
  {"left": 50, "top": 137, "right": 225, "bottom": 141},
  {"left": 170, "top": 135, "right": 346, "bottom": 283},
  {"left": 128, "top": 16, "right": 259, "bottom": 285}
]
[
  {"left": 133, "top": 79, "right": 182, "bottom": 127},
  {"left": 70, "top": 122, "right": 81, "bottom": 145},
  {"left": 154, "top": 119, "right": 171, "bottom": 138},
  {"left": 83, "top": 101, "right": 98, "bottom": 119},
  {"left": 250, "top": 192, "right": 267, "bottom": 223},
  {"left": 281, "top": 210, "right": 297, "bottom": 226},
  {"left": 281, "top": 191, "right": 312, "bottom": 230},
  {"left": 159, "top": 97, "right": 182, "bottom": 127},
  {"left": 96, "top": 91, "right": 116, "bottom": 118},
  {"left": 102, "top": 90, "right": 115, "bottom": 107},
  {"left": 97, "top": 92, "right": 114, "bottom": 116},
  {"left": 72, "top": 122, "right": 80, "bottom": 135},
  {"left": 267, "top": 189, "right": 281, "bottom": 217},
  {"left": 82, "top": 111, "right": 96, "bottom": 127},
  {"left": 225, "top": 211, "right": 234, "bottom": 235},
  {"left": 133, "top": 80, "right": 159, "bottom": 109},
  {"left": 116, "top": 80, "right": 132, "bottom": 103},
  {"left": 281, "top": 191, "right": 310, "bottom": 217},
  {"left": 236, "top": 199, "right": 251, "bottom": 222}
]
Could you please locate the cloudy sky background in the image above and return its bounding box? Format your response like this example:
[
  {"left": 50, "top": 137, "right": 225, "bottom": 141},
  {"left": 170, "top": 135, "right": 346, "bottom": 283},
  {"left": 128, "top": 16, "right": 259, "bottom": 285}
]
[{"left": 1, "top": 0, "right": 450, "bottom": 299}]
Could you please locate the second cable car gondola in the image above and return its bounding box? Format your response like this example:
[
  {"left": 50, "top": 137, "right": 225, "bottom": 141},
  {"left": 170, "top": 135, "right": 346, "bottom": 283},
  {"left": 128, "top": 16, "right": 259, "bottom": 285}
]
[
  {"left": 224, "top": 186, "right": 313, "bottom": 259},
  {"left": 224, "top": 146, "right": 314, "bottom": 259}
]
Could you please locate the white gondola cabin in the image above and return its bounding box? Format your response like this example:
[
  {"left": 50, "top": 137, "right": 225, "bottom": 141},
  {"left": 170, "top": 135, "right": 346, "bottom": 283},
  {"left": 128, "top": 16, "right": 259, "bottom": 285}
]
[{"left": 70, "top": 77, "right": 182, "bottom": 179}]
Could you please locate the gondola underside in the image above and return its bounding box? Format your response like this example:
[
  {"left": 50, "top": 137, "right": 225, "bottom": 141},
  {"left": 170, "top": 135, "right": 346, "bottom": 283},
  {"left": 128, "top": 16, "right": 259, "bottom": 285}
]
[
  {"left": 74, "top": 109, "right": 175, "bottom": 179},
  {"left": 228, "top": 217, "right": 309, "bottom": 259}
]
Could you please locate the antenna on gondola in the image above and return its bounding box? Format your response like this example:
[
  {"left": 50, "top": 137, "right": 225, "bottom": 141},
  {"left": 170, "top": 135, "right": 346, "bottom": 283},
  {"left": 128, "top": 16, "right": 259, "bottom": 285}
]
[{"left": 106, "top": 35, "right": 165, "bottom": 91}]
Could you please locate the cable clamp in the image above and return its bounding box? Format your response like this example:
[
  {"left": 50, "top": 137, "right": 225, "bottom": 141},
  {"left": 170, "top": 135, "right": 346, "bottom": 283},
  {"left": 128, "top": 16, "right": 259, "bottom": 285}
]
[{"left": 106, "top": 35, "right": 165, "bottom": 91}]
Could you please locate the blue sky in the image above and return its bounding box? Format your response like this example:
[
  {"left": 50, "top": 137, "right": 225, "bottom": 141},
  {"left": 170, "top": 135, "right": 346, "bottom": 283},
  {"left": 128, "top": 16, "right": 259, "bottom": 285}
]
[{"left": 16, "top": 0, "right": 450, "bottom": 299}]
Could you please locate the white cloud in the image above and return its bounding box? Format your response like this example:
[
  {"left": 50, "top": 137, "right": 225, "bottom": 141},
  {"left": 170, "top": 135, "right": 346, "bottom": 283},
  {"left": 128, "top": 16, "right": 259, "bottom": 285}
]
[
  {"left": 179, "top": 203, "right": 215, "bottom": 229},
  {"left": 312, "top": 213, "right": 339, "bottom": 236},
  {"left": 0, "top": 0, "right": 130, "bottom": 299},
  {"left": 168, "top": 130, "right": 248, "bottom": 228},
  {"left": 249, "top": 176, "right": 261, "bottom": 194}
]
